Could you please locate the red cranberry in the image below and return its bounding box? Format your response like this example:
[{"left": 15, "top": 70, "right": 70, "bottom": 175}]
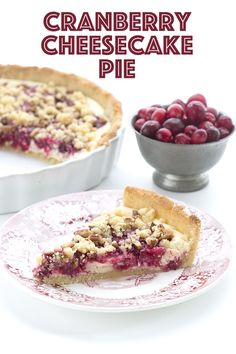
[
  {"left": 207, "top": 107, "right": 218, "bottom": 117},
  {"left": 146, "top": 107, "right": 158, "bottom": 120},
  {"left": 137, "top": 108, "right": 148, "bottom": 119},
  {"left": 175, "top": 133, "right": 191, "bottom": 144},
  {"left": 151, "top": 108, "right": 167, "bottom": 124},
  {"left": 219, "top": 127, "right": 230, "bottom": 139},
  {"left": 137, "top": 107, "right": 158, "bottom": 120},
  {"left": 155, "top": 128, "right": 172, "bottom": 142},
  {"left": 191, "top": 129, "right": 207, "bottom": 144},
  {"left": 205, "top": 112, "right": 216, "bottom": 124},
  {"left": 172, "top": 99, "right": 185, "bottom": 109},
  {"left": 162, "top": 118, "right": 185, "bottom": 135},
  {"left": 206, "top": 127, "right": 220, "bottom": 142},
  {"left": 184, "top": 125, "right": 198, "bottom": 137},
  {"left": 185, "top": 101, "right": 206, "bottom": 125},
  {"left": 166, "top": 104, "right": 184, "bottom": 119},
  {"left": 198, "top": 121, "right": 214, "bottom": 130},
  {"left": 187, "top": 94, "right": 207, "bottom": 106},
  {"left": 134, "top": 118, "right": 145, "bottom": 132},
  {"left": 217, "top": 115, "right": 233, "bottom": 131},
  {"left": 140, "top": 121, "right": 161, "bottom": 139},
  {"left": 181, "top": 115, "right": 189, "bottom": 124}
]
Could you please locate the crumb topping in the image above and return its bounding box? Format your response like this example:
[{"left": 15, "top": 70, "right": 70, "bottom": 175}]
[
  {"left": 0, "top": 79, "right": 108, "bottom": 156},
  {"left": 38, "top": 206, "right": 190, "bottom": 266}
]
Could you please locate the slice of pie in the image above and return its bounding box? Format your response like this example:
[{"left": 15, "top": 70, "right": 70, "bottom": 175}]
[
  {"left": 33, "top": 187, "right": 201, "bottom": 285},
  {"left": 0, "top": 65, "right": 121, "bottom": 163}
]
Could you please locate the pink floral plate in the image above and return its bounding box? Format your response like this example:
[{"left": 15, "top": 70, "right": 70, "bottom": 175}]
[{"left": 0, "top": 190, "right": 232, "bottom": 312}]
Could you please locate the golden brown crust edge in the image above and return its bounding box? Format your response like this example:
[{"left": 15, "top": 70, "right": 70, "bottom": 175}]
[
  {"left": 123, "top": 186, "right": 201, "bottom": 267},
  {"left": 0, "top": 64, "right": 122, "bottom": 148},
  {"left": 40, "top": 268, "right": 157, "bottom": 285}
]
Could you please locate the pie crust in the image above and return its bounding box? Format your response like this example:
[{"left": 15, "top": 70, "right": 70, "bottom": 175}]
[
  {"left": 124, "top": 186, "right": 201, "bottom": 267},
  {"left": 0, "top": 65, "right": 122, "bottom": 162},
  {"left": 33, "top": 186, "right": 201, "bottom": 285}
]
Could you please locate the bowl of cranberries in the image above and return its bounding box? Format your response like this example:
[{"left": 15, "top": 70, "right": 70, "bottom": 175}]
[{"left": 132, "top": 94, "right": 234, "bottom": 192}]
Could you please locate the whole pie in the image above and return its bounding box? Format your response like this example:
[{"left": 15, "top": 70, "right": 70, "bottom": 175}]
[
  {"left": 0, "top": 65, "right": 121, "bottom": 163},
  {"left": 33, "top": 186, "right": 201, "bottom": 285}
]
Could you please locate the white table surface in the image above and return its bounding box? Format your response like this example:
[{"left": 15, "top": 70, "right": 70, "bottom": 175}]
[{"left": 0, "top": 123, "right": 235, "bottom": 354}]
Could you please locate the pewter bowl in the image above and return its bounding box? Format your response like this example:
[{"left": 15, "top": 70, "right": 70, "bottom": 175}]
[{"left": 132, "top": 116, "right": 233, "bottom": 192}]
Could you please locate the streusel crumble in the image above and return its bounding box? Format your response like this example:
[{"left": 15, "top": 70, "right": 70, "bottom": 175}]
[{"left": 0, "top": 65, "right": 121, "bottom": 162}]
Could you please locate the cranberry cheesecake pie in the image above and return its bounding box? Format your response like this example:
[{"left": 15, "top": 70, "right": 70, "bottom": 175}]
[
  {"left": 33, "top": 187, "right": 201, "bottom": 285},
  {"left": 0, "top": 65, "right": 121, "bottom": 162}
]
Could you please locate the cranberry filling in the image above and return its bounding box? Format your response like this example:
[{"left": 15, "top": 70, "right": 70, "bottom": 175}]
[
  {"left": 0, "top": 124, "right": 78, "bottom": 156},
  {"left": 33, "top": 243, "right": 181, "bottom": 280},
  {"left": 0, "top": 126, "right": 32, "bottom": 151},
  {"left": 100, "top": 245, "right": 181, "bottom": 272},
  {"left": 33, "top": 250, "right": 87, "bottom": 278},
  {"left": 35, "top": 137, "right": 56, "bottom": 154},
  {"left": 162, "top": 258, "right": 181, "bottom": 271},
  {"left": 58, "top": 141, "right": 77, "bottom": 154}
]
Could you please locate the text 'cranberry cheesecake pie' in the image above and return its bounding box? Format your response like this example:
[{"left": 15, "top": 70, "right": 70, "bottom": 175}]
[
  {"left": 0, "top": 65, "right": 121, "bottom": 163},
  {"left": 33, "top": 187, "right": 201, "bottom": 285}
]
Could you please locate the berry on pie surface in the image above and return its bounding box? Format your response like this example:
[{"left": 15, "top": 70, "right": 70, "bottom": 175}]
[
  {"left": 0, "top": 65, "right": 121, "bottom": 163},
  {"left": 133, "top": 94, "right": 234, "bottom": 145},
  {"left": 33, "top": 186, "right": 201, "bottom": 285}
]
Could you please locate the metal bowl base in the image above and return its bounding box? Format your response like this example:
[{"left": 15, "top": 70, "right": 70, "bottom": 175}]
[{"left": 153, "top": 171, "right": 209, "bottom": 192}]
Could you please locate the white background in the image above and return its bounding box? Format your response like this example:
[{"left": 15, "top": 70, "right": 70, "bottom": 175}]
[{"left": 0, "top": 1, "right": 236, "bottom": 353}]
